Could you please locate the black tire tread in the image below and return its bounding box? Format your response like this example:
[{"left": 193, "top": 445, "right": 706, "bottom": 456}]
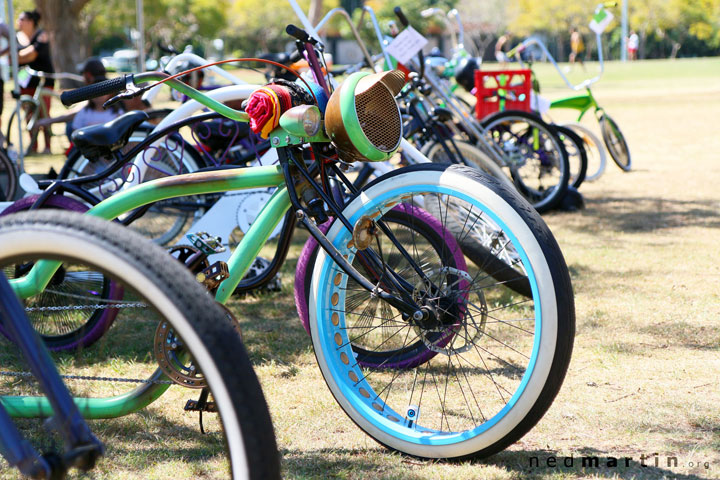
[{"left": 0, "top": 210, "right": 281, "bottom": 480}]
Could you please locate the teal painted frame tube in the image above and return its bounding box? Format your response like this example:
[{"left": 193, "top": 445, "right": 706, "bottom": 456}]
[
  {"left": 215, "top": 185, "right": 291, "bottom": 303},
  {"left": 10, "top": 166, "right": 286, "bottom": 299},
  {"left": 1, "top": 371, "right": 170, "bottom": 419}
]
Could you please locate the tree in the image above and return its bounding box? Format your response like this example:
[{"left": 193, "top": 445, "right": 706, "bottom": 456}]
[{"left": 35, "top": 0, "right": 93, "bottom": 81}]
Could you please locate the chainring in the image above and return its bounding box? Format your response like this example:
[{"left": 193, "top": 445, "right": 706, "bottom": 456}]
[{"left": 154, "top": 321, "right": 207, "bottom": 389}]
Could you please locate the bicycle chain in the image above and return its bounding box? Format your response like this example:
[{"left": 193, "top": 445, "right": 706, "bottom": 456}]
[
  {"left": 25, "top": 302, "right": 147, "bottom": 313},
  {"left": 0, "top": 370, "right": 174, "bottom": 385}
]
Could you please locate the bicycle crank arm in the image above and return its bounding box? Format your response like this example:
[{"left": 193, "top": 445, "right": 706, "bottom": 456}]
[{"left": 296, "top": 210, "right": 422, "bottom": 318}]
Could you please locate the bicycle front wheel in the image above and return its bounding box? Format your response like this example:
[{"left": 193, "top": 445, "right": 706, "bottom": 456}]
[
  {"left": 599, "top": 113, "right": 631, "bottom": 171},
  {"left": 420, "top": 139, "right": 511, "bottom": 189},
  {"left": 308, "top": 163, "right": 575, "bottom": 459},
  {"left": 0, "top": 210, "right": 280, "bottom": 479},
  {"left": 481, "top": 110, "right": 570, "bottom": 213}
]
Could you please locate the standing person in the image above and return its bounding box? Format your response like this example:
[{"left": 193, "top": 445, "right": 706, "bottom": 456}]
[
  {"left": 627, "top": 30, "right": 639, "bottom": 61},
  {"left": 16, "top": 9, "right": 54, "bottom": 154},
  {"left": 495, "top": 32, "right": 512, "bottom": 65},
  {"left": 569, "top": 27, "right": 586, "bottom": 70}
]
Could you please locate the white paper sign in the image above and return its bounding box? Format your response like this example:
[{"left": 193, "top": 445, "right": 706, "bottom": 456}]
[
  {"left": 530, "top": 91, "right": 551, "bottom": 115},
  {"left": 589, "top": 8, "right": 614, "bottom": 35},
  {"left": 386, "top": 27, "right": 428, "bottom": 65}
]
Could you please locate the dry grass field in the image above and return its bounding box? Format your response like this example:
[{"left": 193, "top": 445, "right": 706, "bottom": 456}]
[
  {"left": 0, "top": 57, "right": 718, "bottom": 479},
  {"left": 247, "top": 58, "right": 720, "bottom": 480}
]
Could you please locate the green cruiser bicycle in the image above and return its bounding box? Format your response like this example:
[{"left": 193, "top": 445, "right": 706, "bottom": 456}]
[
  {"left": 508, "top": 3, "right": 631, "bottom": 175},
  {"left": 8, "top": 45, "right": 575, "bottom": 460}
]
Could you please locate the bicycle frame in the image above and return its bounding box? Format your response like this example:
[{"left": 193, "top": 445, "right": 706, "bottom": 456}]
[{"left": 5, "top": 63, "right": 439, "bottom": 419}]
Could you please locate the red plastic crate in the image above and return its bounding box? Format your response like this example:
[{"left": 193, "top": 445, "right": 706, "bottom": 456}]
[{"left": 474, "top": 69, "right": 532, "bottom": 120}]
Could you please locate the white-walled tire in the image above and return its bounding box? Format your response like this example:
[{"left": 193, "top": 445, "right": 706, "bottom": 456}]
[
  {"left": 0, "top": 211, "right": 280, "bottom": 479},
  {"left": 308, "top": 164, "right": 574, "bottom": 459}
]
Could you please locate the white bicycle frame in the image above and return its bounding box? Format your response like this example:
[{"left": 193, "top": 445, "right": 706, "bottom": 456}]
[{"left": 82, "top": 43, "right": 428, "bottom": 261}]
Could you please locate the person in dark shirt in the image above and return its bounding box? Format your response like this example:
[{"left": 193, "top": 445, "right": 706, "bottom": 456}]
[
  {"left": 0, "top": 23, "right": 10, "bottom": 129},
  {"left": 16, "top": 9, "right": 54, "bottom": 153}
]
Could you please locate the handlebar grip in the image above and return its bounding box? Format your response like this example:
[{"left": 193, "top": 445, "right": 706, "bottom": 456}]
[
  {"left": 394, "top": 7, "right": 410, "bottom": 27},
  {"left": 286, "top": 24, "right": 316, "bottom": 45},
  {"left": 60, "top": 75, "right": 130, "bottom": 107}
]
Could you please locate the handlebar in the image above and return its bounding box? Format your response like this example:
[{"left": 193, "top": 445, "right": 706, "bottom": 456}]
[
  {"left": 60, "top": 75, "right": 131, "bottom": 106},
  {"left": 511, "top": 36, "right": 604, "bottom": 91},
  {"left": 61, "top": 71, "right": 249, "bottom": 123},
  {"left": 356, "top": 5, "right": 393, "bottom": 71},
  {"left": 314, "top": 7, "right": 378, "bottom": 71},
  {"left": 24, "top": 67, "right": 85, "bottom": 83},
  {"left": 420, "top": 7, "right": 465, "bottom": 52},
  {"left": 509, "top": 3, "right": 617, "bottom": 91},
  {"left": 142, "top": 52, "right": 248, "bottom": 104},
  {"left": 286, "top": 24, "right": 318, "bottom": 45},
  {"left": 393, "top": 7, "right": 425, "bottom": 79},
  {"left": 393, "top": 6, "right": 410, "bottom": 28}
]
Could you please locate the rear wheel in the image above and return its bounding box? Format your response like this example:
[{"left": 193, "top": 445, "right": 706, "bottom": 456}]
[
  {"left": 0, "top": 210, "right": 280, "bottom": 479},
  {"left": 562, "top": 122, "right": 606, "bottom": 182},
  {"left": 555, "top": 125, "right": 587, "bottom": 189},
  {"left": 481, "top": 110, "right": 570, "bottom": 213},
  {"left": 308, "top": 164, "right": 575, "bottom": 459},
  {"left": 63, "top": 127, "right": 207, "bottom": 245},
  {"left": 0, "top": 148, "right": 17, "bottom": 201},
  {"left": 0, "top": 194, "right": 121, "bottom": 351},
  {"left": 6, "top": 98, "right": 40, "bottom": 156}
]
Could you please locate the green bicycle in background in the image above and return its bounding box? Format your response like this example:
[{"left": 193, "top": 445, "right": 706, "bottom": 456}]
[{"left": 508, "top": 2, "right": 632, "bottom": 179}]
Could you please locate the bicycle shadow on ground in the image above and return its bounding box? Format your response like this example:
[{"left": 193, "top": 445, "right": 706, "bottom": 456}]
[
  {"left": 227, "top": 254, "right": 316, "bottom": 366},
  {"left": 281, "top": 447, "right": 713, "bottom": 479},
  {"left": 557, "top": 195, "right": 720, "bottom": 233}
]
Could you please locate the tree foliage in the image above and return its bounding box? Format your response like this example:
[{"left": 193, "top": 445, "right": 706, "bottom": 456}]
[{"left": 9, "top": 0, "right": 719, "bottom": 74}]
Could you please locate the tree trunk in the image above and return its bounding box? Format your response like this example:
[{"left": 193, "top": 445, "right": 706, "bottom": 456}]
[
  {"left": 35, "top": 0, "right": 92, "bottom": 87},
  {"left": 670, "top": 42, "right": 681, "bottom": 59}
]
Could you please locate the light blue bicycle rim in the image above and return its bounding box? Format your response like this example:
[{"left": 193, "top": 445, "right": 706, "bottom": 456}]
[{"left": 315, "top": 183, "right": 542, "bottom": 445}]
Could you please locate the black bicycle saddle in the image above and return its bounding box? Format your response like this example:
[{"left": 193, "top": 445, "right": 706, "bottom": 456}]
[{"left": 71, "top": 110, "right": 150, "bottom": 161}]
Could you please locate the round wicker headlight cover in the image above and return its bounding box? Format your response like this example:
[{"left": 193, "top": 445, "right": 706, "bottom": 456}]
[{"left": 325, "top": 70, "right": 405, "bottom": 162}]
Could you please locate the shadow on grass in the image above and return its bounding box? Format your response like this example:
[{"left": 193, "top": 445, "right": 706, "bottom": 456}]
[
  {"left": 281, "top": 447, "right": 713, "bottom": 479},
  {"left": 567, "top": 195, "right": 720, "bottom": 233},
  {"left": 636, "top": 321, "right": 720, "bottom": 351}
]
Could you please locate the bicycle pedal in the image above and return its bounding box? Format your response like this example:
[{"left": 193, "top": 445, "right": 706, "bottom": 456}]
[
  {"left": 196, "top": 261, "right": 229, "bottom": 290},
  {"left": 184, "top": 399, "right": 217, "bottom": 413},
  {"left": 186, "top": 231, "right": 227, "bottom": 255}
]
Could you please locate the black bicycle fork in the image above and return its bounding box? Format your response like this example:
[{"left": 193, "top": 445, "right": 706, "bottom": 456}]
[{"left": 278, "top": 147, "right": 440, "bottom": 323}]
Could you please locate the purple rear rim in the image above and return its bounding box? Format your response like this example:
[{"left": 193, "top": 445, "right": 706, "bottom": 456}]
[
  {"left": 294, "top": 203, "right": 468, "bottom": 369},
  {"left": 0, "top": 194, "right": 124, "bottom": 351}
]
